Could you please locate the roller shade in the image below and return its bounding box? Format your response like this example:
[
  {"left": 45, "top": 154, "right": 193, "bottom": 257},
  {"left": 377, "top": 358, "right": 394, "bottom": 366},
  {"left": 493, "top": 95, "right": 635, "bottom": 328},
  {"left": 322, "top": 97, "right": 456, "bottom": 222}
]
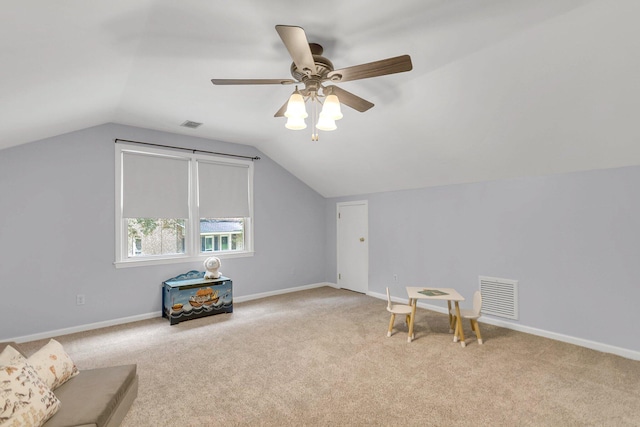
[
  {"left": 122, "top": 152, "right": 189, "bottom": 219},
  {"left": 198, "top": 160, "right": 250, "bottom": 218}
]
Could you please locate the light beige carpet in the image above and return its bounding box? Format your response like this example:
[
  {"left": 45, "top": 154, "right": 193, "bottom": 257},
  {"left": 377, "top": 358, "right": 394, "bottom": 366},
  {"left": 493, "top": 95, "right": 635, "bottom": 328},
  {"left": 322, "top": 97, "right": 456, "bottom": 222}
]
[{"left": 20, "top": 287, "right": 640, "bottom": 426}]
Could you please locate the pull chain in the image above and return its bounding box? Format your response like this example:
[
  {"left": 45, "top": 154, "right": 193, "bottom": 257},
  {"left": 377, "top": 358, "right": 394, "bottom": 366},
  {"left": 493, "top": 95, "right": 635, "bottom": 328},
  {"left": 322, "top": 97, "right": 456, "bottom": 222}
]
[{"left": 311, "top": 94, "right": 319, "bottom": 141}]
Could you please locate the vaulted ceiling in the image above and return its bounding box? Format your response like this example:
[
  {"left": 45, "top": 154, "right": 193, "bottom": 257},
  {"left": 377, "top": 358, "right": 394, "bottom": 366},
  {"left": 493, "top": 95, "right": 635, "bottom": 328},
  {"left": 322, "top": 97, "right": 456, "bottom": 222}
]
[{"left": 2, "top": 0, "right": 639, "bottom": 197}]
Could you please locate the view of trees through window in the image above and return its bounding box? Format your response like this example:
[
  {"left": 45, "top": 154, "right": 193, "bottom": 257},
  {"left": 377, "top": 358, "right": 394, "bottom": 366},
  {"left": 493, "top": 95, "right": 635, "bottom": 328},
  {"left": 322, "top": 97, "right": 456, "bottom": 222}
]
[
  {"left": 127, "top": 218, "right": 244, "bottom": 257},
  {"left": 127, "top": 218, "right": 186, "bottom": 257}
]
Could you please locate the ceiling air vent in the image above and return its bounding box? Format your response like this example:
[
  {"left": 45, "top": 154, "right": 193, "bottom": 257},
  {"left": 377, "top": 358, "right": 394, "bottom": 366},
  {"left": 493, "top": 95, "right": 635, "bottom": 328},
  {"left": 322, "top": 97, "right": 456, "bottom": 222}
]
[
  {"left": 180, "top": 120, "right": 202, "bottom": 129},
  {"left": 479, "top": 276, "right": 519, "bottom": 320}
]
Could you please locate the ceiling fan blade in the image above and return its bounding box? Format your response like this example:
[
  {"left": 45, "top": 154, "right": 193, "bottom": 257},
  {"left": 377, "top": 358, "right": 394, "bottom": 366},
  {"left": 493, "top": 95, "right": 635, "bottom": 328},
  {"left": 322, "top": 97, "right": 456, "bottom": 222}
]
[
  {"left": 275, "top": 25, "right": 317, "bottom": 76},
  {"left": 211, "top": 78, "right": 295, "bottom": 85},
  {"left": 327, "top": 55, "right": 413, "bottom": 83},
  {"left": 274, "top": 99, "right": 288, "bottom": 117},
  {"left": 326, "top": 85, "right": 374, "bottom": 112}
]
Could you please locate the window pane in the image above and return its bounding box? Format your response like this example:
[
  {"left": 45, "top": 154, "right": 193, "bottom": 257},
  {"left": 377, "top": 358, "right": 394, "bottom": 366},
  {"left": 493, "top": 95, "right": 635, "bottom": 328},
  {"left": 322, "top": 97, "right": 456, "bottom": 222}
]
[
  {"left": 127, "top": 218, "right": 186, "bottom": 257},
  {"left": 199, "top": 218, "right": 244, "bottom": 253}
]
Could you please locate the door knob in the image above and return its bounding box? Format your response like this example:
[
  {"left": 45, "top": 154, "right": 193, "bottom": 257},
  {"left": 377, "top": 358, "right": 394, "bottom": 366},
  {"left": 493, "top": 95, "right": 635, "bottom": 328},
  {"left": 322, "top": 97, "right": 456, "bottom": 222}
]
[{"left": 360, "top": 237, "right": 365, "bottom": 242}]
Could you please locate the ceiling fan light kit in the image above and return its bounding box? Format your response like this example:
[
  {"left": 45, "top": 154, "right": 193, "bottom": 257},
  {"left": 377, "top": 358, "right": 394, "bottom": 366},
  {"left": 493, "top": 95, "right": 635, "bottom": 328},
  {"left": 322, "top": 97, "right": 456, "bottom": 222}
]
[
  {"left": 316, "top": 114, "right": 337, "bottom": 131},
  {"left": 284, "top": 86, "right": 308, "bottom": 119},
  {"left": 322, "top": 94, "right": 343, "bottom": 120},
  {"left": 285, "top": 86, "right": 341, "bottom": 133},
  {"left": 285, "top": 115, "right": 307, "bottom": 130},
  {"left": 211, "top": 25, "right": 413, "bottom": 141}
]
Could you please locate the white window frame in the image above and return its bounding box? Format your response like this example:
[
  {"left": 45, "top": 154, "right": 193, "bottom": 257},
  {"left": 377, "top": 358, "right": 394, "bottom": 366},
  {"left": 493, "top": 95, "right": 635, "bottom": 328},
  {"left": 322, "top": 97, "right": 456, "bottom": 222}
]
[{"left": 115, "top": 143, "right": 254, "bottom": 268}]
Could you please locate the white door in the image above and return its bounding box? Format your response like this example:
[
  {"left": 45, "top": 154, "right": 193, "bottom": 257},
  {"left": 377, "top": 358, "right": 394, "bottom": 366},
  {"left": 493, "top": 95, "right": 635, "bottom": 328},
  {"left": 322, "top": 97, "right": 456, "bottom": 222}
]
[{"left": 337, "top": 201, "right": 368, "bottom": 293}]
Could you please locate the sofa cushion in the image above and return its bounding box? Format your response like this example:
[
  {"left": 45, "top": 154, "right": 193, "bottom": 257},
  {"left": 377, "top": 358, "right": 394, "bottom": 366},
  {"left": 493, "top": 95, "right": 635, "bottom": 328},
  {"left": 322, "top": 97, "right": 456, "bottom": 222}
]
[
  {"left": 44, "top": 365, "right": 137, "bottom": 427},
  {"left": 0, "top": 359, "right": 61, "bottom": 426},
  {"left": 27, "top": 339, "right": 79, "bottom": 390}
]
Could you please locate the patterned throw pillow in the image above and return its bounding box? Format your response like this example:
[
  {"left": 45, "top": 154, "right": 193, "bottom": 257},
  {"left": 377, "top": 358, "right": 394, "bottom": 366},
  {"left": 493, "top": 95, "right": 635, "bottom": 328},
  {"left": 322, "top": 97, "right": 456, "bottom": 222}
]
[
  {"left": 0, "top": 346, "right": 25, "bottom": 365},
  {"left": 0, "top": 360, "right": 60, "bottom": 426},
  {"left": 26, "top": 339, "right": 79, "bottom": 390}
]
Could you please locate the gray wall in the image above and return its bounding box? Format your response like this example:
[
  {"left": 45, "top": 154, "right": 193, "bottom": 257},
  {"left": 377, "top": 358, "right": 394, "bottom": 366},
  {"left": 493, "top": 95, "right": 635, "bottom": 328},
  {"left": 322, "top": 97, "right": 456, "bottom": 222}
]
[
  {"left": 326, "top": 166, "right": 640, "bottom": 353},
  {"left": 3, "top": 122, "right": 638, "bottom": 355},
  {"left": 0, "top": 123, "right": 326, "bottom": 340}
]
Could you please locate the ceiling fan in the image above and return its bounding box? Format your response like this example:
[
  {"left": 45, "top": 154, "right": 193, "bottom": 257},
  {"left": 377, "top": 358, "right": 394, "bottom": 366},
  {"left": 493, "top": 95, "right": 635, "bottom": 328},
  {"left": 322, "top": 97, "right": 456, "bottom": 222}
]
[{"left": 211, "top": 25, "right": 413, "bottom": 139}]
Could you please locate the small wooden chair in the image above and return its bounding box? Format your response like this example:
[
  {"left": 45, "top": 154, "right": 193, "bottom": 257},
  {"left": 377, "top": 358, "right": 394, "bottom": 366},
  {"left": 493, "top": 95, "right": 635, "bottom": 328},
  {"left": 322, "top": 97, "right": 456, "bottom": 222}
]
[
  {"left": 386, "top": 287, "right": 413, "bottom": 342},
  {"left": 450, "top": 290, "right": 483, "bottom": 345}
]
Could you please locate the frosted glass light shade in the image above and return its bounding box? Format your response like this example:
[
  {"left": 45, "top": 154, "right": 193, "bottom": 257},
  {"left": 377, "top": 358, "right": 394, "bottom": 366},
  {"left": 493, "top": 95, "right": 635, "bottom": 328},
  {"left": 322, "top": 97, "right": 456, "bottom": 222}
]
[
  {"left": 316, "top": 114, "right": 337, "bottom": 131},
  {"left": 284, "top": 92, "right": 308, "bottom": 118},
  {"left": 320, "top": 94, "right": 343, "bottom": 120},
  {"left": 285, "top": 116, "right": 307, "bottom": 130}
]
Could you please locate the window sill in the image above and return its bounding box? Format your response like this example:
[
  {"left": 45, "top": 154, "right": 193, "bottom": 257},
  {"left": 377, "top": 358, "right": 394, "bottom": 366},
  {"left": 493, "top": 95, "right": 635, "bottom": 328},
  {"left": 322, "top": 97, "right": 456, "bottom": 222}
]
[{"left": 113, "top": 251, "right": 254, "bottom": 269}]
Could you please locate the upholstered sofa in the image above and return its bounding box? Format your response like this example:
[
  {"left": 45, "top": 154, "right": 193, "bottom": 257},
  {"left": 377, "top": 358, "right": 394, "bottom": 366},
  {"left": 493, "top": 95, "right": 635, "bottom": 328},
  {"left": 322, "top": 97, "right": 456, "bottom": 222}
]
[{"left": 0, "top": 341, "right": 138, "bottom": 427}]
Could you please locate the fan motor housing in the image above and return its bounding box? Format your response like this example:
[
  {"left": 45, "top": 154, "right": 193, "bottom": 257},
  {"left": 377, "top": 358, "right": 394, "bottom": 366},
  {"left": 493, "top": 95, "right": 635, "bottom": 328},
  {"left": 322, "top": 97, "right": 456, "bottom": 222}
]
[{"left": 290, "top": 43, "right": 334, "bottom": 82}]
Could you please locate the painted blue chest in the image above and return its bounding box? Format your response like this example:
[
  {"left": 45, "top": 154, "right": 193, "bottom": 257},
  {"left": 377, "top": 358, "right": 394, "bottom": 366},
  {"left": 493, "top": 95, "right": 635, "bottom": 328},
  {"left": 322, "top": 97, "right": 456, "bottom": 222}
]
[{"left": 162, "top": 270, "right": 233, "bottom": 325}]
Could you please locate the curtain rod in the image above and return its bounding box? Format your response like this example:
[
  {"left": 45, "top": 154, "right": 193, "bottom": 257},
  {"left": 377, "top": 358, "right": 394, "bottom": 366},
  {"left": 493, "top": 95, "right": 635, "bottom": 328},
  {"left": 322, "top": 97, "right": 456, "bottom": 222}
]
[{"left": 114, "top": 138, "right": 260, "bottom": 161}]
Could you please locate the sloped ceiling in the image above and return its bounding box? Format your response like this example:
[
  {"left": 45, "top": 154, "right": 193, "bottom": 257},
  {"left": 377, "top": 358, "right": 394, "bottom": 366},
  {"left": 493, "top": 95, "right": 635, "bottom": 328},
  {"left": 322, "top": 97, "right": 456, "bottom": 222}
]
[{"left": 1, "top": 0, "right": 639, "bottom": 197}]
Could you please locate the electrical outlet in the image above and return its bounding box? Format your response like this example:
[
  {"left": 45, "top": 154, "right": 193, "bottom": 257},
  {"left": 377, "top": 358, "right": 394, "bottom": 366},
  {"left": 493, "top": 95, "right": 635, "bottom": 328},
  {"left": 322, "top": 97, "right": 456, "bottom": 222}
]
[{"left": 76, "top": 294, "right": 85, "bottom": 305}]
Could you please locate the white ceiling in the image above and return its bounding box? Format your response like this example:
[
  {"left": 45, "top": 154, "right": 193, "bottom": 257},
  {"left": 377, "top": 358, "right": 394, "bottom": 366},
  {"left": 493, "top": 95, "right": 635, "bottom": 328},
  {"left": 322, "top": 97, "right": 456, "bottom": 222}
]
[{"left": 2, "top": 0, "right": 639, "bottom": 197}]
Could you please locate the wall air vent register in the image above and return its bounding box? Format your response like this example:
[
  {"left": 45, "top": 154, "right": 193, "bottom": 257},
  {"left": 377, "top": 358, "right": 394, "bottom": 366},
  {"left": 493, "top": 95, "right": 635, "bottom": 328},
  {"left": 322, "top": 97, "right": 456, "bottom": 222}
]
[{"left": 479, "top": 276, "right": 519, "bottom": 320}]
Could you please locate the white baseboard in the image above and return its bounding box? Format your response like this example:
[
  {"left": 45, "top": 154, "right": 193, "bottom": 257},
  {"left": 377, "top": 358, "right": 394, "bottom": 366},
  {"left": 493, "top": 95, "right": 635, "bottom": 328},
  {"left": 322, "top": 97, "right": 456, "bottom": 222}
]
[
  {"left": 233, "top": 282, "right": 335, "bottom": 303},
  {"left": 368, "top": 290, "right": 640, "bottom": 361},
  {"left": 13, "top": 284, "right": 637, "bottom": 362},
  {"left": 8, "top": 282, "right": 335, "bottom": 344},
  {"left": 10, "top": 312, "right": 162, "bottom": 344}
]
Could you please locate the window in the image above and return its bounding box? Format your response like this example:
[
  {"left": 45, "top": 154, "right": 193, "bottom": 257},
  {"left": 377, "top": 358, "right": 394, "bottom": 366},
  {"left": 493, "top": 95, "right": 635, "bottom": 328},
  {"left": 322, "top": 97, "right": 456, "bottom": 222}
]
[
  {"left": 134, "top": 237, "right": 142, "bottom": 255},
  {"left": 201, "top": 235, "right": 213, "bottom": 252},
  {"left": 115, "top": 143, "right": 253, "bottom": 267}
]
